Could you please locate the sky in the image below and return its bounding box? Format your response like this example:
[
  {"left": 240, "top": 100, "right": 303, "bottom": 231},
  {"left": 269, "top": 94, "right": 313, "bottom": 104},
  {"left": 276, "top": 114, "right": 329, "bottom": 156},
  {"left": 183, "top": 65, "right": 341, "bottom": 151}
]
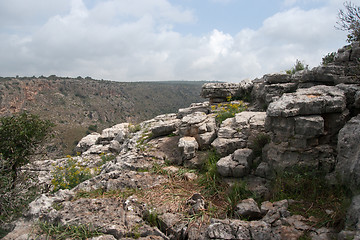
[{"left": 0, "top": 0, "right": 350, "bottom": 82}]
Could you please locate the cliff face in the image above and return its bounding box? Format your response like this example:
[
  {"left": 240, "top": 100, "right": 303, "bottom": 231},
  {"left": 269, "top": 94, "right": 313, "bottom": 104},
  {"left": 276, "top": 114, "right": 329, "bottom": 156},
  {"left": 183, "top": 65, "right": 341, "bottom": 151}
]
[{"left": 4, "top": 43, "right": 360, "bottom": 240}]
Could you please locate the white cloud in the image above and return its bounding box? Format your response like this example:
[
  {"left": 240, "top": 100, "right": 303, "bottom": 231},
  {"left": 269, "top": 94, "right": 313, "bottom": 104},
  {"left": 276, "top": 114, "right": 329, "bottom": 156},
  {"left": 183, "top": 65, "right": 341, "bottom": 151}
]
[{"left": 0, "top": 0, "right": 348, "bottom": 82}]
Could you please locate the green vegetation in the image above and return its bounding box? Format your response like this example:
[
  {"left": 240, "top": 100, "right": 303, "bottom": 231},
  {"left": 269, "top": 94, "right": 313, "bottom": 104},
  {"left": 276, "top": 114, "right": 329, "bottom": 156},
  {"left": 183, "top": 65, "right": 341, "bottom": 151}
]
[
  {"left": 286, "top": 59, "right": 308, "bottom": 75},
  {"left": 212, "top": 101, "right": 248, "bottom": 125},
  {"left": 249, "top": 133, "right": 270, "bottom": 159},
  {"left": 336, "top": 1, "right": 360, "bottom": 43},
  {"left": 0, "top": 112, "right": 54, "bottom": 186},
  {"left": 322, "top": 52, "right": 336, "bottom": 65},
  {"left": 129, "top": 124, "right": 142, "bottom": 133},
  {"left": 51, "top": 156, "right": 98, "bottom": 192},
  {"left": 98, "top": 152, "right": 116, "bottom": 166},
  {"left": 0, "top": 113, "right": 53, "bottom": 235},
  {"left": 270, "top": 167, "right": 351, "bottom": 230},
  {"left": 75, "top": 188, "right": 139, "bottom": 201},
  {"left": 197, "top": 149, "right": 223, "bottom": 197},
  {"left": 37, "top": 221, "right": 102, "bottom": 240},
  {"left": 226, "top": 181, "right": 254, "bottom": 218},
  {"left": 144, "top": 209, "right": 160, "bottom": 227}
]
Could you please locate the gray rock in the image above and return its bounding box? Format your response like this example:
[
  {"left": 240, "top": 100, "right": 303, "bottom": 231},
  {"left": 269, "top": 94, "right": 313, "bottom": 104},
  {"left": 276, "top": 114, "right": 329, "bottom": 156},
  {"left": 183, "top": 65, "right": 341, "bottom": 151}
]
[
  {"left": 264, "top": 73, "right": 291, "bottom": 84},
  {"left": 75, "top": 132, "right": 101, "bottom": 153},
  {"left": 151, "top": 119, "right": 181, "bottom": 138},
  {"left": 97, "top": 123, "right": 130, "bottom": 144},
  {"left": 255, "top": 162, "right": 271, "bottom": 179},
  {"left": 294, "top": 115, "right": 324, "bottom": 137},
  {"left": 109, "top": 140, "right": 122, "bottom": 153},
  {"left": 201, "top": 83, "right": 242, "bottom": 102},
  {"left": 157, "top": 213, "right": 187, "bottom": 240},
  {"left": 212, "top": 111, "right": 266, "bottom": 157},
  {"left": 207, "top": 219, "right": 251, "bottom": 239},
  {"left": 216, "top": 148, "right": 253, "bottom": 177},
  {"left": 235, "top": 198, "right": 262, "bottom": 220},
  {"left": 177, "top": 102, "right": 210, "bottom": 119},
  {"left": 345, "top": 195, "right": 360, "bottom": 230},
  {"left": 178, "top": 137, "right": 199, "bottom": 161},
  {"left": 335, "top": 115, "right": 360, "bottom": 193},
  {"left": 179, "top": 112, "right": 216, "bottom": 149},
  {"left": 267, "top": 85, "right": 346, "bottom": 117}
]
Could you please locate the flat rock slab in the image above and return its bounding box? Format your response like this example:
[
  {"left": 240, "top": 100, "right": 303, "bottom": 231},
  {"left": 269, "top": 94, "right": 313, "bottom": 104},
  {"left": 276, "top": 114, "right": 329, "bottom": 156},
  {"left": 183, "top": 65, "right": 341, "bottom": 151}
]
[{"left": 267, "top": 85, "right": 346, "bottom": 117}]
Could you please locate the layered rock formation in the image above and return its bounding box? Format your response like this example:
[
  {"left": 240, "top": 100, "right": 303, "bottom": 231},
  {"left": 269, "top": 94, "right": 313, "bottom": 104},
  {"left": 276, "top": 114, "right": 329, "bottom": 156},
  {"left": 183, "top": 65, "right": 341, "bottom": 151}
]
[{"left": 5, "top": 42, "right": 360, "bottom": 240}]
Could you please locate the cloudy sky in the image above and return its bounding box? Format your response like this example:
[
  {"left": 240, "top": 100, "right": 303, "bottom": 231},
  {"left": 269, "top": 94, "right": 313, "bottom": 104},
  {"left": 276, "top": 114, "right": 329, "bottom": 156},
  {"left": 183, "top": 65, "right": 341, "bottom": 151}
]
[{"left": 0, "top": 0, "right": 349, "bottom": 82}]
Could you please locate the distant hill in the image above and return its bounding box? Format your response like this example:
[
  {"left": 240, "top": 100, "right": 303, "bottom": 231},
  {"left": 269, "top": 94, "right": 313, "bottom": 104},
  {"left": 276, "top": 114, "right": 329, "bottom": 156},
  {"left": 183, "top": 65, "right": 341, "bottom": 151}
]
[{"left": 0, "top": 76, "right": 209, "bottom": 157}]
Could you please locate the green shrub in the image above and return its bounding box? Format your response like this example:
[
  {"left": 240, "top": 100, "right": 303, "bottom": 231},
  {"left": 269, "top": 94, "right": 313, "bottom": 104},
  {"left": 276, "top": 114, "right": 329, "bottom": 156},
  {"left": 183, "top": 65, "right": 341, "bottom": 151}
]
[
  {"left": 322, "top": 52, "right": 336, "bottom": 65},
  {"left": 286, "top": 59, "right": 308, "bottom": 75},
  {"left": 212, "top": 101, "right": 248, "bottom": 125},
  {"left": 51, "top": 156, "right": 98, "bottom": 192},
  {"left": 0, "top": 112, "right": 54, "bottom": 186}
]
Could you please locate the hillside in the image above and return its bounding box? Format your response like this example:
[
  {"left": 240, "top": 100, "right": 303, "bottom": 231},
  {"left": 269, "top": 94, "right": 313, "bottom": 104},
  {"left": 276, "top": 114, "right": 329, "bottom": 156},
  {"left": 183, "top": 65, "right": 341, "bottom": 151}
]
[{"left": 0, "top": 76, "right": 206, "bottom": 157}]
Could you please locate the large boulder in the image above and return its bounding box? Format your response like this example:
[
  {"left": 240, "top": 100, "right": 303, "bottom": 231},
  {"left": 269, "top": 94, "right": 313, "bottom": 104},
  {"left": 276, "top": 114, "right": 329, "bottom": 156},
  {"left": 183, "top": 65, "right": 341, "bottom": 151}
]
[{"left": 335, "top": 114, "right": 360, "bottom": 193}]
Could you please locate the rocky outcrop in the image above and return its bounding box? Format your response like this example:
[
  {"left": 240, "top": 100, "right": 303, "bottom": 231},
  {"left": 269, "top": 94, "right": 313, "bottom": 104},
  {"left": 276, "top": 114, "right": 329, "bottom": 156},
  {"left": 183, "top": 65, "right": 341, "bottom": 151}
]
[
  {"left": 6, "top": 43, "right": 360, "bottom": 240},
  {"left": 264, "top": 85, "right": 348, "bottom": 172}
]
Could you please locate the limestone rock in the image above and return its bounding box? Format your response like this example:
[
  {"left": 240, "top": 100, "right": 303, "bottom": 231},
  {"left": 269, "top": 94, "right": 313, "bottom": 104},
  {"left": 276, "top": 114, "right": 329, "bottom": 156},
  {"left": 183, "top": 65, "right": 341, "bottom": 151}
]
[
  {"left": 201, "top": 83, "right": 242, "bottom": 103},
  {"left": 97, "top": 123, "right": 130, "bottom": 144},
  {"left": 212, "top": 111, "right": 266, "bottom": 156},
  {"left": 178, "top": 137, "right": 199, "bottom": 162},
  {"left": 217, "top": 148, "right": 253, "bottom": 178},
  {"left": 335, "top": 114, "right": 360, "bottom": 193},
  {"left": 179, "top": 112, "right": 216, "bottom": 149},
  {"left": 267, "top": 85, "right": 346, "bottom": 117},
  {"left": 75, "top": 132, "right": 101, "bottom": 153},
  {"left": 235, "top": 198, "right": 262, "bottom": 220},
  {"left": 177, "top": 102, "right": 210, "bottom": 119},
  {"left": 151, "top": 119, "right": 181, "bottom": 138},
  {"left": 157, "top": 213, "right": 187, "bottom": 240}
]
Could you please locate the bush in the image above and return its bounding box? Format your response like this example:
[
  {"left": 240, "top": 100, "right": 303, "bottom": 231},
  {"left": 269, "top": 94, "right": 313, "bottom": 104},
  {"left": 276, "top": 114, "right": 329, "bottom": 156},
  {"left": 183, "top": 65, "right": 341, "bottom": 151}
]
[
  {"left": 51, "top": 156, "right": 98, "bottom": 192},
  {"left": 0, "top": 112, "right": 54, "bottom": 186},
  {"left": 286, "top": 59, "right": 308, "bottom": 75},
  {"left": 212, "top": 101, "right": 248, "bottom": 125}
]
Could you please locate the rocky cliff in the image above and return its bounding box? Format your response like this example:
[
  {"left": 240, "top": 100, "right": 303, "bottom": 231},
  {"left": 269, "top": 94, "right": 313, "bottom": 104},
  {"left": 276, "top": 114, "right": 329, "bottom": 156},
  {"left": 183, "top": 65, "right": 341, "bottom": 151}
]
[{"left": 4, "top": 43, "right": 360, "bottom": 240}]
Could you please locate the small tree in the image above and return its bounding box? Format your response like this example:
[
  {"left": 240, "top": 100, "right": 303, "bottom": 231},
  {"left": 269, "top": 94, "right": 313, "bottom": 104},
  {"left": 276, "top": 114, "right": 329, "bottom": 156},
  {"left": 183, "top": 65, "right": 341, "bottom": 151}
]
[
  {"left": 0, "top": 112, "right": 54, "bottom": 187},
  {"left": 336, "top": 1, "right": 360, "bottom": 43}
]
